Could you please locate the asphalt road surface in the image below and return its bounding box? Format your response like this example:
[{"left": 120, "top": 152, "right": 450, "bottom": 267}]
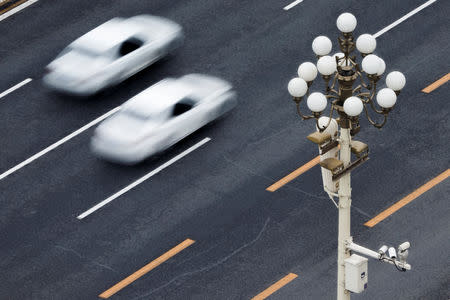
[{"left": 0, "top": 0, "right": 449, "bottom": 299}]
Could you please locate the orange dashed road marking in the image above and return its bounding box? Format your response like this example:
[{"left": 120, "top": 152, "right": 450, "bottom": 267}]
[
  {"left": 365, "top": 169, "right": 450, "bottom": 227},
  {"left": 99, "top": 239, "right": 195, "bottom": 298},
  {"left": 0, "top": 0, "right": 27, "bottom": 15},
  {"left": 251, "top": 273, "right": 298, "bottom": 300},
  {"left": 422, "top": 73, "right": 450, "bottom": 93},
  {"left": 266, "top": 156, "right": 320, "bottom": 192}
]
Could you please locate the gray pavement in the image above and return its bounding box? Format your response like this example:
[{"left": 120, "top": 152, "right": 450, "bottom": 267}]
[{"left": 0, "top": 0, "right": 449, "bottom": 299}]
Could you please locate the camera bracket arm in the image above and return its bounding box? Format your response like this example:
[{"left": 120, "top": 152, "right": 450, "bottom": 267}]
[{"left": 346, "top": 238, "right": 411, "bottom": 271}]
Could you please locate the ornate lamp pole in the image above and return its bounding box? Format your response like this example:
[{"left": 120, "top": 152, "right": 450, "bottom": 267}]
[{"left": 287, "top": 13, "right": 410, "bottom": 300}]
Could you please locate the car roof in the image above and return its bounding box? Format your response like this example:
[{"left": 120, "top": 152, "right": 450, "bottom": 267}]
[
  {"left": 123, "top": 79, "right": 194, "bottom": 117},
  {"left": 71, "top": 18, "right": 145, "bottom": 53}
]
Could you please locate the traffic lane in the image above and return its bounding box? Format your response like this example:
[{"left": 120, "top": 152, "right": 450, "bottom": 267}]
[
  {"left": 0, "top": 0, "right": 436, "bottom": 288},
  {"left": 0, "top": 125, "right": 299, "bottom": 299},
  {"left": 0, "top": 0, "right": 360, "bottom": 199},
  {"left": 0, "top": 0, "right": 354, "bottom": 280},
  {"left": 0, "top": 0, "right": 179, "bottom": 89},
  {"left": 0, "top": 87, "right": 392, "bottom": 300},
  {"left": 0, "top": 0, "right": 312, "bottom": 173},
  {"left": 117, "top": 189, "right": 337, "bottom": 300},
  {"left": 0, "top": 130, "right": 338, "bottom": 299},
  {"left": 0, "top": 0, "right": 305, "bottom": 91},
  {"left": 262, "top": 0, "right": 449, "bottom": 208},
  {"left": 96, "top": 0, "right": 450, "bottom": 299},
  {"left": 209, "top": 0, "right": 450, "bottom": 185},
  {"left": 356, "top": 180, "right": 450, "bottom": 300},
  {"left": 169, "top": 1, "right": 450, "bottom": 298},
  {"left": 343, "top": 3, "right": 450, "bottom": 222},
  {"left": 270, "top": 2, "right": 450, "bottom": 298},
  {"left": 0, "top": 0, "right": 360, "bottom": 256},
  {"left": 0, "top": 41, "right": 345, "bottom": 297},
  {"left": 341, "top": 0, "right": 437, "bottom": 34},
  {"left": 0, "top": 129, "right": 218, "bottom": 299},
  {"left": 0, "top": 59, "right": 175, "bottom": 170},
  {"left": 0, "top": 0, "right": 440, "bottom": 264},
  {"left": 0, "top": 0, "right": 433, "bottom": 171},
  {"left": 273, "top": 179, "right": 450, "bottom": 299},
  {"left": 0, "top": 0, "right": 191, "bottom": 170},
  {"left": 0, "top": 0, "right": 446, "bottom": 296},
  {"left": 148, "top": 159, "right": 448, "bottom": 298},
  {"left": 187, "top": 0, "right": 443, "bottom": 158}
]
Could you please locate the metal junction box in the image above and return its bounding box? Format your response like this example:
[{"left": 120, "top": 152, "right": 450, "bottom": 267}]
[{"left": 345, "top": 254, "right": 368, "bottom": 293}]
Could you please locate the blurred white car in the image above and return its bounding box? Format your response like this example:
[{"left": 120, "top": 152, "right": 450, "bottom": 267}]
[
  {"left": 43, "top": 15, "right": 183, "bottom": 96},
  {"left": 91, "top": 74, "right": 237, "bottom": 164}
]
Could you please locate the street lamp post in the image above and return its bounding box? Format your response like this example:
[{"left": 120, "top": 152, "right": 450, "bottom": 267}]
[{"left": 287, "top": 13, "right": 410, "bottom": 300}]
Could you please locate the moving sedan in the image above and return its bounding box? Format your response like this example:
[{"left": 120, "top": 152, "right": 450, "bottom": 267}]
[
  {"left": 91, "top": 74, "right": 237, "bottom": 164},
  {"left": 43, "top": 15, "right": 183, "bottom": 96}
]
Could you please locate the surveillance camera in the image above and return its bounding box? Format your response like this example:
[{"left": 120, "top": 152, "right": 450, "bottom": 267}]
[
  {"left": 398, "top": 241, "right": 410, "bottom": 252},
  {"left": 378, "top": 245, "right": 388, "bottom": 255},
  {"left": 388, "top": 247, "right": 397, "bottom": 259}
]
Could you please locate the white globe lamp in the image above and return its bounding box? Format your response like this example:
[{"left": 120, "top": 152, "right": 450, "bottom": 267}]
[
  {"left": 317, "top": 116, "right": 338, "bottom": 135},
  {"left": 343, "top": 96, "right": 363, "bottom": 116},
  {"left": 298, "top": 62, "right": 318, "bottom": 82},
  {"left": 312, "top": 36, "right": 332, "bottom": 56},
  {"left": 288, "top": 78, "right": 308, "bottom": 97},
  {"left": 386, "top": 71, "right": 406, "bottom": 91},
  {"left": 377, "top": 57, "right": 386, "bottom": 76},
  {"left": 317, "top": 56, "right": 337, "bottom": 76},
  {"left": 356, "top": 34, "right": 376, "bottom": 54},
  {"left": 376, "top": 88, "right": 397, "bottom": 108},
  {"left": 336, "top": 13, "right": 357, "bottom": 33},
  {"left": 362, "top": 54, "right": 381, "bottom": 74},
  {"left": 307, "top": 92, "right": 327, "bottom": 112}
]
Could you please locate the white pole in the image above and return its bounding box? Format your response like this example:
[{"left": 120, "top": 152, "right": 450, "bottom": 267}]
[
  {"left": 347, "top": 242, "right": 380, "bottom": 260},
  {"left": 337, "top": 127, "right": 352, "bottom": 300}
]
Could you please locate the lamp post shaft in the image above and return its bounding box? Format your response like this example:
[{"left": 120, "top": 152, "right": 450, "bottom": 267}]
[{"left": 337, "top": 126, "right": 352, "bottom": 300}]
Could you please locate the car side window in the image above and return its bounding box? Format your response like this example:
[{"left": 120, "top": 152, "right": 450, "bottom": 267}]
[
  {"left": 119, "top": 37, "right": 144, "bottom": 56},
  {"left": 172, "top": 98, "right": 195, "bottom": 117}
]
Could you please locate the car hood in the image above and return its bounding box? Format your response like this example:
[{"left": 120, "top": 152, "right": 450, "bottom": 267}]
[{"left": 47, "top": 51, "right": 110, "bottom": 79}]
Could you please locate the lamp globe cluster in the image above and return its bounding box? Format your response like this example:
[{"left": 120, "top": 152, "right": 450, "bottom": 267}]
[{"left": 287, "top": 12, "right": 405, "bottom": 128}]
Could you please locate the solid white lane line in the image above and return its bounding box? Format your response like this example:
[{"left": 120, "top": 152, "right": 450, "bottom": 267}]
[
  {"left": 0, "top": 78, "right": 32, "bottom": 99},
  {"left": 0, "top": 0, "right": 39, "bottom": 22},
  {"left": 373, "top": 0, "right": 437, "bottom": 38},
  {"left": 0, "top": 106, "right": 121, "bottom": 181},
  {"left": 77, "top": 137, "right": 212, "bottom": 220},
  {"left": 283, "top": 0, "right": 303, "bottom": 11}
]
